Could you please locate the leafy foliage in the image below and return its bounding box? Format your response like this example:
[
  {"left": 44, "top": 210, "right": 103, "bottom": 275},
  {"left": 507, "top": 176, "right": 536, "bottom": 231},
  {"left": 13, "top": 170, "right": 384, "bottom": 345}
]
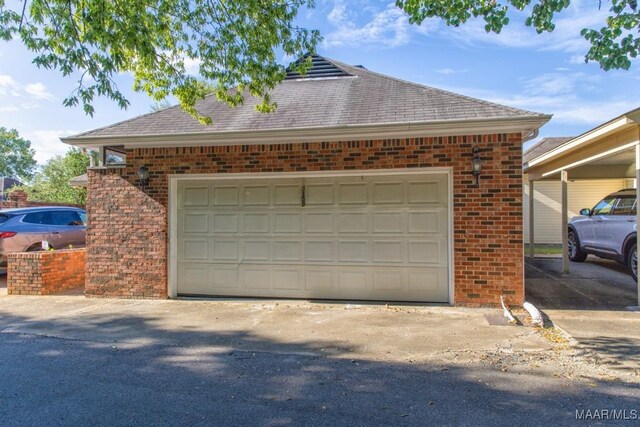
[
  {"left": 395, "top": 0, "right": 640, "bottom": 70},
  {"left": 19, "top": 148, "right": 88, "bottom": 205},
  {"left": 0, "top": 0, "right": 320, "bottom": 122},
  {"left": 0, "top": 127, "right": 37, "bottom": 180}
]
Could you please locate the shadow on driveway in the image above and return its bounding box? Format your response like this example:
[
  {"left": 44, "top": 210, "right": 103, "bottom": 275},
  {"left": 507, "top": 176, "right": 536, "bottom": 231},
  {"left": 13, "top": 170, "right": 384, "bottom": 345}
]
[
  {"left": 0, "top": 307, "right": 638, "bottom": 425},
  {"left": 525, "top": 256, "right": 637, "bottom": 310},
  {"left": 526, "top": 256, "right": 640, "bottom": 376}
]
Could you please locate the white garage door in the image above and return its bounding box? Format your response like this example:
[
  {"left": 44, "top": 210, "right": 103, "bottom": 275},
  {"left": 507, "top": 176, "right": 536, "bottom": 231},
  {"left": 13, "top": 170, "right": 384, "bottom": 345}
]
[{"left": 176, "top": 173, "right": 450, "bottom": 302}]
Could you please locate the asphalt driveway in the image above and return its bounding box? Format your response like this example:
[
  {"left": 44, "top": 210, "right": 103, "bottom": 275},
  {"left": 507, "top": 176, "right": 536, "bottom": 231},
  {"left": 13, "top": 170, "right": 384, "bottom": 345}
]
[
  {"left": 526, "top": 256, "right": 640, "bottom": 376},
  {"left": 0, "top": 294, "right": 637, "bottom": 425}
]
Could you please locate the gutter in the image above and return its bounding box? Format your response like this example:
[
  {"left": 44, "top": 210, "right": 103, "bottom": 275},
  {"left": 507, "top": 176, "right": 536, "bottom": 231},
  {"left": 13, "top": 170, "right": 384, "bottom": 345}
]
[{"left": 61, "top": 115, "right": 551, "bottom": 149}]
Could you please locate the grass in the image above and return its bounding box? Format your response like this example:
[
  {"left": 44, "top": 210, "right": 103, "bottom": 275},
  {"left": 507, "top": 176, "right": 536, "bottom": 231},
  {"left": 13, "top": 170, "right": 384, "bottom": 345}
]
[{"left": 524, "top": 244, "right": 564, "bottom": 255}]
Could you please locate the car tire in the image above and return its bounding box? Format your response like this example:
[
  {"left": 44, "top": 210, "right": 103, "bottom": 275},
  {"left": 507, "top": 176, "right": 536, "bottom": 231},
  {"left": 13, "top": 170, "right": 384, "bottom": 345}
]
[
  {"left": 568, "top": 230, "right": 587, "bottom": 262},
  {"left": 627, "top": 243, "right": 637, "bottom": 282},
  {"left": 26, "top": 244, "right": 44, "bottom": 252}
]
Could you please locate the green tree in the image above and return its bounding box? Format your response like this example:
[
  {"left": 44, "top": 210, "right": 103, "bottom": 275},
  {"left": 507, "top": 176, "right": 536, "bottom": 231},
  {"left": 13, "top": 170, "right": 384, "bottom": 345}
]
[
  {"left": 0, "top": 0, "right": 319, "bottom": 123},
  {"left": 0, "top": 127, "right": 37, "bottom": 180},
  {"left": 20, "top": 149, "right": 89, "bottom": 205},
  {"left": 395, "top": 0, "right": 640, "bottom": 70}
]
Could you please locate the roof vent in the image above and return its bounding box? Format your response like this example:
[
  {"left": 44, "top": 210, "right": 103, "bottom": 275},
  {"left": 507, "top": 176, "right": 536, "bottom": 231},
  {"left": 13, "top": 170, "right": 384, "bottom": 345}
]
[{"left": 285, "top": 54, "right": 352, "bottom": 80}]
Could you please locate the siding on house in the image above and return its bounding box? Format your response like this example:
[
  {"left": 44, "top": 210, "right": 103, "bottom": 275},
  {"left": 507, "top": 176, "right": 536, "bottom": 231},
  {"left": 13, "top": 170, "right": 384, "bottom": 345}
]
[{"left": 523, "top": 178, "right": 629, "bottom": 244}]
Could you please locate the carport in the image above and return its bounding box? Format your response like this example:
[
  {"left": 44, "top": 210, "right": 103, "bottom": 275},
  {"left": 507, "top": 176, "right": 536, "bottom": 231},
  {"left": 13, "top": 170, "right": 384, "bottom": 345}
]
[{"left": 524, "top": 108, "right": 640, "bottom": 308}]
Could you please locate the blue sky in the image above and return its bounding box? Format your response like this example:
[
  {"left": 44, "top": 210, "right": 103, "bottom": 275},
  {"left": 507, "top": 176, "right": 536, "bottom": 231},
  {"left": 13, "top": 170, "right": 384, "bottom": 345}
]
[{"left": 0, "top": 0, "right": 638, "bottom": 165}]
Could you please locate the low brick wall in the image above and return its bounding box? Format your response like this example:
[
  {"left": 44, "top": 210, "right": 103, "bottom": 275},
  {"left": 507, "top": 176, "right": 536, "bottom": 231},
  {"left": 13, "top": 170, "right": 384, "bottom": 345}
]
[{"left": 7, "top": 249, "right": 86, "bottom": 295}]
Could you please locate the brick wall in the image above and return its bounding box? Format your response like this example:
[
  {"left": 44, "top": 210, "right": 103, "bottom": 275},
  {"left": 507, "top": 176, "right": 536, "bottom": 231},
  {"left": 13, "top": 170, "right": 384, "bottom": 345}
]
[
  {"left": 0, "top": 190, "right": 83, "bottom": 209},
  {"left": 7, "top": 249, "right": 86, "bottom": 295},
  {"left": 87, "top": 133, "right": 524, "bottom": 305}
]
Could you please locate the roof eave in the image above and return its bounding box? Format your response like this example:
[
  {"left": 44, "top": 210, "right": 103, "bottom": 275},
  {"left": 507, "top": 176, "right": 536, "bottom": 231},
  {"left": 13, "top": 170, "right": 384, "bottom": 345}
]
[
  {"left": 62, "top": 115, "right": 551, "bottom": 149},
  {"left": 525, "top": 112, "right": 640, "bottom": 171}
]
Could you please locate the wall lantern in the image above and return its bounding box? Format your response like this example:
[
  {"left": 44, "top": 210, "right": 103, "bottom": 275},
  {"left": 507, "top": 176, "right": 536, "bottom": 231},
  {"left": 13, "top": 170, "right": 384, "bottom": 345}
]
[
  {"left": 471, "top": 145, "right": 483, "bottom": 187},
  {"left": 137, "top": 166, "right": 150, "bottom": 189}
]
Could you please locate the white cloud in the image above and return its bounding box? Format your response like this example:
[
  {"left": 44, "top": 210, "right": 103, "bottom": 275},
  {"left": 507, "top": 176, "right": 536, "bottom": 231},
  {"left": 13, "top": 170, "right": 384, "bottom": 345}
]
[
  {"left": 445, "top": 3, "right": 608, "bottom": 59},
  {"left": 24, "top": 130, "right": 79, "bottom": 164},
  {"left": 0, "top": 74, "right": 55, "bottom": 107},
  {"left": 323, "top": 2, "right": 436, "bottom": 48},
  {"left": 182, "top": 57, "right": 201, "bottom": 75},
  {"left": 23, "top": 82, "right": 54, "bottom": 100},
  {"left": 434, "top": 68, "right": 468, "bottom": 75}
]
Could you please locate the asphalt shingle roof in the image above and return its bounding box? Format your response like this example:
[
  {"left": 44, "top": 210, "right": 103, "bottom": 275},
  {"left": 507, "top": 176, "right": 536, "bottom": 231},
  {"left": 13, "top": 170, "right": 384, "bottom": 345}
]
[
  {"left": 523, "top": 137, "right": 573, "bottom": 164},
  {"left": 67, "top": 56, "right": 548, "bottom": 140}
]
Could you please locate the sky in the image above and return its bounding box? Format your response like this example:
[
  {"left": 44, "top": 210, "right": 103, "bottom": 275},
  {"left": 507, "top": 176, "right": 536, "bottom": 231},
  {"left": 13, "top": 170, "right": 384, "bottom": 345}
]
[{"left": 1, "top": 0, "right": 639, "bottom": 165}]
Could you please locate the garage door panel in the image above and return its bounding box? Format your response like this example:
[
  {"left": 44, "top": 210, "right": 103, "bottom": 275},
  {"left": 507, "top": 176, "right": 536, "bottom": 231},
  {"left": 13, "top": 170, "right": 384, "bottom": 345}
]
[
  {"left": 183, "top": 187, "right": 209, "bottom": 206},
  {"left": 338, "top": 183, "right": 368, "bottom": 204},
  {"left": 274, "top": 185, "right": 301, "bottom": 205},
  {"left": 372, "top": 241, "right": 404, "bottom": 263},
  {"left": 183, "top": 213, "right": 209, "bottom": 233},
  {"left": 304, "top": 241, "right": 334, "bottom": 262},
  {"left": 408, "top": 181, "right": 444, "bottom": 204},
  {"left": 243, "top": 213, "right": 269, "bottom": 233},
  {"left": 373, "top": 182, "right": 404, "bottom": 204},
  {"left": 338, "top": 271, "right": 368, "bottom": 290},
  {"left": 178, "top": 264, "right": 209, "bottom": 294},
  {"left": 244, "top": 241, "right": 270, "bottom": 261},
  {"left": 212, "top": 240, "right": 238, "bottom": 261},
  {"left": 408, "top": 240, "right": 447, "bottom": 265},
  {"left": 409, "top": 210, "right": 446, "bottom": 234},
  {"left": 305, "top": 270, "right": 334, "bottom": 290},
  {"left": 338, "top": 241, "right": 369, "bottom": 262},
  {"left": 244, "top": 186, "right": 270, "bottom": 205},
  {"left": 338, "top": 213, "right": 368, "bottom": 233},
  {"left": 273, "top": 269, "right": 303, "bottom": 290},
  {"left": 177, "top": 173, "right": 450, "bottom": 302},
  {"left": 373, "top": 271, "right": 406, "bottom": 291},
  {"left": 213, "top": 186, "right": 239, "bottom": 206},
  {"left": 273, "top": 241, "right": 302, "bottom": 261},
  {"left": 305, "top": 213, "right": 334, "bottom": 233},
  {"left": 274, "top": 213, "right": 302, "bottom": 233},
  {"left": 372, "top": 212, "right": 404, "bottom": 233},
  {"left": 213, "top": 213, "right": 238, "bottom": 232},
  {"left": 306, "top": 184, "right": 334, "bottom": 205},
  {"left": 241, "top": 268, "right": 271, "bottom": 289},
  {"left": 183, "top": 240, "right": 208, "bottom": 261}
]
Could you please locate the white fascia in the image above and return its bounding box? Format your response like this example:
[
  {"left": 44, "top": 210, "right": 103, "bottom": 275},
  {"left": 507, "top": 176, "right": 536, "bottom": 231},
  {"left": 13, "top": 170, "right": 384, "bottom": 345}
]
[{"left": 61, "top": 116, "right": 550, "bottom": 149}]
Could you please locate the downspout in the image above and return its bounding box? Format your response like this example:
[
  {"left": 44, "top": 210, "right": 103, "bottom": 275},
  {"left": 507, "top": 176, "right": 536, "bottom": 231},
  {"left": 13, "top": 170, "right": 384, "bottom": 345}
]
[{"left": 522, "top": 128, "right": 539, "bottom": 143}]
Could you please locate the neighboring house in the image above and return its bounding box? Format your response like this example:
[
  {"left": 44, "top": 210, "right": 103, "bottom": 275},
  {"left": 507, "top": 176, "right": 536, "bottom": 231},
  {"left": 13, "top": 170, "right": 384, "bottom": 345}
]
[
  {"left": 523, "top": 138, "right": 633, "bottom": 244},
  {"left": 0, "top": 177, "right": 22, "bottom": 201},
  {"left": 62, "top": 55, "right": 550, "bottom": 306}
]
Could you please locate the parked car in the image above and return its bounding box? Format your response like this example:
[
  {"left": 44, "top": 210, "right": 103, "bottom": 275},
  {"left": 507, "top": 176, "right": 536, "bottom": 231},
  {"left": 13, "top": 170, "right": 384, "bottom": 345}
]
[
  {"left": 0, "top": 207, "right": 86, "bottom": 266},
  {"left": 568, "top": 189, "right": 637, "bottom": 280}
]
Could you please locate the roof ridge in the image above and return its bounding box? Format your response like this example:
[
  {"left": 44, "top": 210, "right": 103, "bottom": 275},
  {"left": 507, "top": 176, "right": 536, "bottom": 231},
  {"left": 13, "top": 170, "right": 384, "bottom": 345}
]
[{"left": 325, "top": 57, "right": 547, "bottom": 118}]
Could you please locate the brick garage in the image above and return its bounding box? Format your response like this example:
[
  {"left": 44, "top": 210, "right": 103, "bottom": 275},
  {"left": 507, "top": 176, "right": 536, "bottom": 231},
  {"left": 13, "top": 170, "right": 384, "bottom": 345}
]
[
  {"left": 66, "top": 55, "right": 549, "bottom": 306},
  {"left": 7, "top": 249, "right": 86, "bottom": 295}
]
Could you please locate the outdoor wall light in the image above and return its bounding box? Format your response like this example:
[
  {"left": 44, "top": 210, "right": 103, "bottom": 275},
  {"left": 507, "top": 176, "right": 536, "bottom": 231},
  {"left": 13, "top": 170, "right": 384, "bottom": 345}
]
[
  {"left": 471, "top": 145, "right": 483, "bottom": 187},
  {"left": 137, "top": 166, "right": 150, "bottom": 189}
]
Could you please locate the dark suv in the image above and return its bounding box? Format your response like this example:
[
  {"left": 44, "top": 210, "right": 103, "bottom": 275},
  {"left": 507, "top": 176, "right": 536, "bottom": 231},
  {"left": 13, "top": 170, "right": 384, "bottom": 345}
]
[{"left": 568, "top": 189, "right": 637, "bottom": 280}]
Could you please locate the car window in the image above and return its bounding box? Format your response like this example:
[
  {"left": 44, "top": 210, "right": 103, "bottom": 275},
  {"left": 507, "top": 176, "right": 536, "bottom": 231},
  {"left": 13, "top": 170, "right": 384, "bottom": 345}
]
[
  {"left": 78, "top": 211, "right": 87, "bottom": 226},
  {"left": 612, "top": 197, "right": 636, "bottom": 215},
  {"left": 0, "top": 214, "right": 10, "bottom": 224},
  {"left": 592, "top": 197, "right": 616, "bottom": 216},
  {"left": 23, "top": 211, "right": 53, "bottom": 225},
  {"left": 51, "top": 211, "right": 83, "bottom": 226}
]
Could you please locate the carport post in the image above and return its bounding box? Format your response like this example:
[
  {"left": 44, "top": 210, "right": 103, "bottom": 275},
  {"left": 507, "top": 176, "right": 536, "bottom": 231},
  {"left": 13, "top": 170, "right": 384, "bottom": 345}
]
[
  {"left": 636, "top": 144, "right": 640, "bottom": 308},
  {"left": 561, "top": 170, "right": 569, "bottom": 274},
  {"left": 529, "top": 179, "right": 535, "bottom": 259}
]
